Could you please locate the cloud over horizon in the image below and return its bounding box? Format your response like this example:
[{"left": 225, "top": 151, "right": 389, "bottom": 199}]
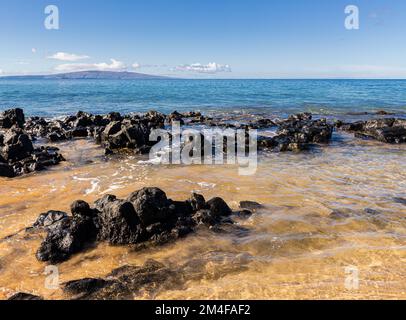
[
  {"left": 175, "top": 62, "right": 231, "bottom": 74},
  {"left": 54, "top": 59, "right": 126, "bottom": 72},
  {"left": 48, "top": 52, "right": 90, "bottom": 62}
]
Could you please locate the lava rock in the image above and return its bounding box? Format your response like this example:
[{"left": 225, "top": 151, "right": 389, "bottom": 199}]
[
  {"left": 70, "top": 200, "right": 94, "bottom": 217},
  {"left": 338, "top": 117, "right": 406, "bottom": 144},
  {"left": 0, "top": 108, "right": 25, "bottom": 129},
  {"left": 32, "top": 210, "right": 69, "bottom": 229},
  {"left": 206, "top": 197, "right": 232, "bottom": 217},
  {"left": 127, "top": 187, "right": 171, "bottom": 226},
  {"left": 97, "top": 200, "right": 141, "bottom": 245},
  {"left": 0, "top": 163, "right": 15, "bottom": 177},
  {"left": 63, "top": 260, "right": 181, "bottom": 300},
  {"left": 239, "top": 201, "right": 263, "bottom": 210},
  {"left": 34, "top": 188, "right": 239, "bottom": 264},
  {"left": 187, "top": 193, "right": 207, "bottom": 211},
  {"left": 8, "top": 292, "right": 43, "bottom": 300},
  {"left": 259, "top": 114, "right": 333, "bottom": 152},
  {"left": 36, "top": 202, "right": 98, "bottom": 263}
]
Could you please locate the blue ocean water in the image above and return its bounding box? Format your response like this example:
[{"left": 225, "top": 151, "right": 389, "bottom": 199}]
[{"left": 0, "top": 79, "right": 406, "bottom": 118}]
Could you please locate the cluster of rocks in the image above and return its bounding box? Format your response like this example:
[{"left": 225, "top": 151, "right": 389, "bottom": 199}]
[
  {"left": 30, "top": 187, "right": 251, "bottom": 264},
  {"left": 0, "top": 109, "right": 65, "bottom": 178},
  {"left": 258, "top": 113, "right": 334, "bottom": 151},
  {"left": 25, "top": 110, "right": 166, "bottom": 155},
  {"left": 24, "top": 109, "right": 212, "bottom": 156},
  {"left": 9, "top": 249, "right": 253, "bottom": 300},
  {"left": 336, "top": 118, "right": 406, "bottom": 144}
]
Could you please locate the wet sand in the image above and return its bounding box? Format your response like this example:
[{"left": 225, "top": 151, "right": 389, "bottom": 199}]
[{"left": 0, "top": 131, "right": 405, "bottom": 300}]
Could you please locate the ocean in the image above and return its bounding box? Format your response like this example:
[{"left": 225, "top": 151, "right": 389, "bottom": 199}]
[
  {"left": 1, "top": 78, "right": 405, "bottom": 299},
  {"left": 1, "top": 79, "right": 406, "bottom": 118}
]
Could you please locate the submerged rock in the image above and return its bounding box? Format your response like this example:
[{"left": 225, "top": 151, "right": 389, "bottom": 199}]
[
  {"left": 63, "top": 253, "right": 253, "bottom": 300},
  {"left": 8, "top": 292, "right": 43, "bottom": 300},
  {"left": 239, "top": 201, "right": 263, "bottom": 210},
  {"left": 393, "top": 197, "right": 406, "bottom": 206},
  {"left": 62, "top": 260, "right": 181, "bottom": 300},
  {"left": 33, "top": 188, "right": 248, "bottom": 264},
  {"left": 337, "top": 118, "right": 406, "bottom": 144}
]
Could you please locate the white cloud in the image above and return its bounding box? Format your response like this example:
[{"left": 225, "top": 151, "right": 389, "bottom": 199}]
[
  {"left": 176, "top": 62, "right": 231, "bottom": 74},
  {"left": 132, "top": 63, "right": 141, "bottom": 69},
  {"left": 0, "top": 69, "right": 3, "bottom": 75},
  {"left": 55, "top": 59, "right": 126, "bottom": 72},
  {"left": 32, "top": 48, "right": 37, "bottom": 54},
  {"left": 48, "top": 52, "right": 90, "bottom": 61}
]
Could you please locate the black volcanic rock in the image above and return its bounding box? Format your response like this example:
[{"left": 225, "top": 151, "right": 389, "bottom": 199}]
[
  {"left": 127, "top": 187, "right": 171, "bottom": 226},
  {"left": 239, "top": 201, "right": 263, "bottom": 210},
  {"left": 0, "top": 163, "right": 14, "bottom": 178},
  {"left": 97, "top": 200, "right": 142, "bottom": 245},
  {"left": 33, "top": 188, "right": 247, "bottom": 264},
  {"left": 206, "top": 197, "right": 232, "bottom": 218},
  {"left": 0, "top": 108, "right": 25, "bottom": 129},
  {"left": 35, "top": 200, "right": 99, "bottom": 263},
  {"left": 337, "top": 118, "right": 406, "bottom": 144},
  {"left": 258, "top": 114, "right": 333, "bottom": 152},
  {"left": 62, "top": 260, "right": 179, "bottom": 300},
  {"left": 8, "top": 292, "right": 43, "bottom": 300},
  {"left": 0, "top": 117, "right": 65, "bottom": 178}
]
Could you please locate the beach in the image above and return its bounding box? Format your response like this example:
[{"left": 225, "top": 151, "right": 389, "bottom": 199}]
[{"left": 0, "top": 80, "right": 405, "bottom": 299}]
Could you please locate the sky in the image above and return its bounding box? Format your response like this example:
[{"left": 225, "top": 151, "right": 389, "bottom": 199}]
[{"left": 0, "top": 0, "right": 406, "bottom": 78}]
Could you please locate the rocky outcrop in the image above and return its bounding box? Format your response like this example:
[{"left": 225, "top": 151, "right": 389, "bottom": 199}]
[
  {"left": 63, "top": 251, "right": 252, "bottom": 300},
  {"left": 258, "top": 113, "right": 333, "bottom": 151},
  {"left": 7, "top": 292, "right": 43, "bottom": 300},
  {"left": 0, "top": 109, "right": 65, "bottom": 178},
  {"left": 0, "top": 108, "right": 25, "bottom": 129},
  {"left": 336, "top": 118, "right": 406, "bottom": 144},
  {"left": 25, "top": 110, "right": 165, "bottom": 155},
  {"left": 63, "top": 260, "right": 179, "bottom": 300},
  {"left": 33, "top": 187, "right": 249, "bottom": 264}
]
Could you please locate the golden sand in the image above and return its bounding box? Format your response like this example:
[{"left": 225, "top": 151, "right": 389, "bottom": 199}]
[{"left": 0, "top": 133, "right": 405, "bottom": 300}]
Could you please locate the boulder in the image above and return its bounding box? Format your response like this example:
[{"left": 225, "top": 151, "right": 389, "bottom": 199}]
[
  {"left": 0, "top": 163, "right": 15, "bottom": 178},
  {"left": 36, "top": 202, "right": 98, "bottom": 263},
  {"left": 239, "top": 201, "right": 263, "bottom": 210},
  {"left": 187, "top": 193, "right": 207, "bottom": 211},
  {"left": 97, "top": 200, "right": 142, "bottom": 245},
  {"left": 206, "top": 197, "right": 232, "bottom": 217},
  {"left": 8, "top": 293, "right": 43, "bottom": 300},
  {"left": 0, "top": 108, "right": 25, "bottom": 129},
  {"left": 127, "top": 187, "right": 170, "bottom": 226},
  {"left": 338, "top": 117, "right": 406, "bottom": 144},
  {"left": 258, "top": 114, "right": 333, "bottom": 152},
  {"left": 32, "top": 210, "right": 69, "bottom": 229},
  {"left": 34, "top": 188, "right": 244, "bottom": 263},
  {"left": 70, "top": 200, "right": 94, "bottom": 217}
]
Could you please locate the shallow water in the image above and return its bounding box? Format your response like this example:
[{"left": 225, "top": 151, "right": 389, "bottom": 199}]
[{"left": 0, "top": 130, "right": 405, "bottom": 300}]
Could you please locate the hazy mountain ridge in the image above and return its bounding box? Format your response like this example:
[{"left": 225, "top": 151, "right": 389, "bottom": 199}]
[{"left": 0, "top": 71, "right": 172, "bottom": 80}]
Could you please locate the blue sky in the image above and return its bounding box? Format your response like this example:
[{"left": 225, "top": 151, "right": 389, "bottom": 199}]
[{"left": 0, "top": 0, "right": 405, "bottom": 78}]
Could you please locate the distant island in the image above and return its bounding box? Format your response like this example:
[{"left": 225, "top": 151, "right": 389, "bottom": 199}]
[{"left": 0, "top": 70, "right": 172, "bottom": 80}]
